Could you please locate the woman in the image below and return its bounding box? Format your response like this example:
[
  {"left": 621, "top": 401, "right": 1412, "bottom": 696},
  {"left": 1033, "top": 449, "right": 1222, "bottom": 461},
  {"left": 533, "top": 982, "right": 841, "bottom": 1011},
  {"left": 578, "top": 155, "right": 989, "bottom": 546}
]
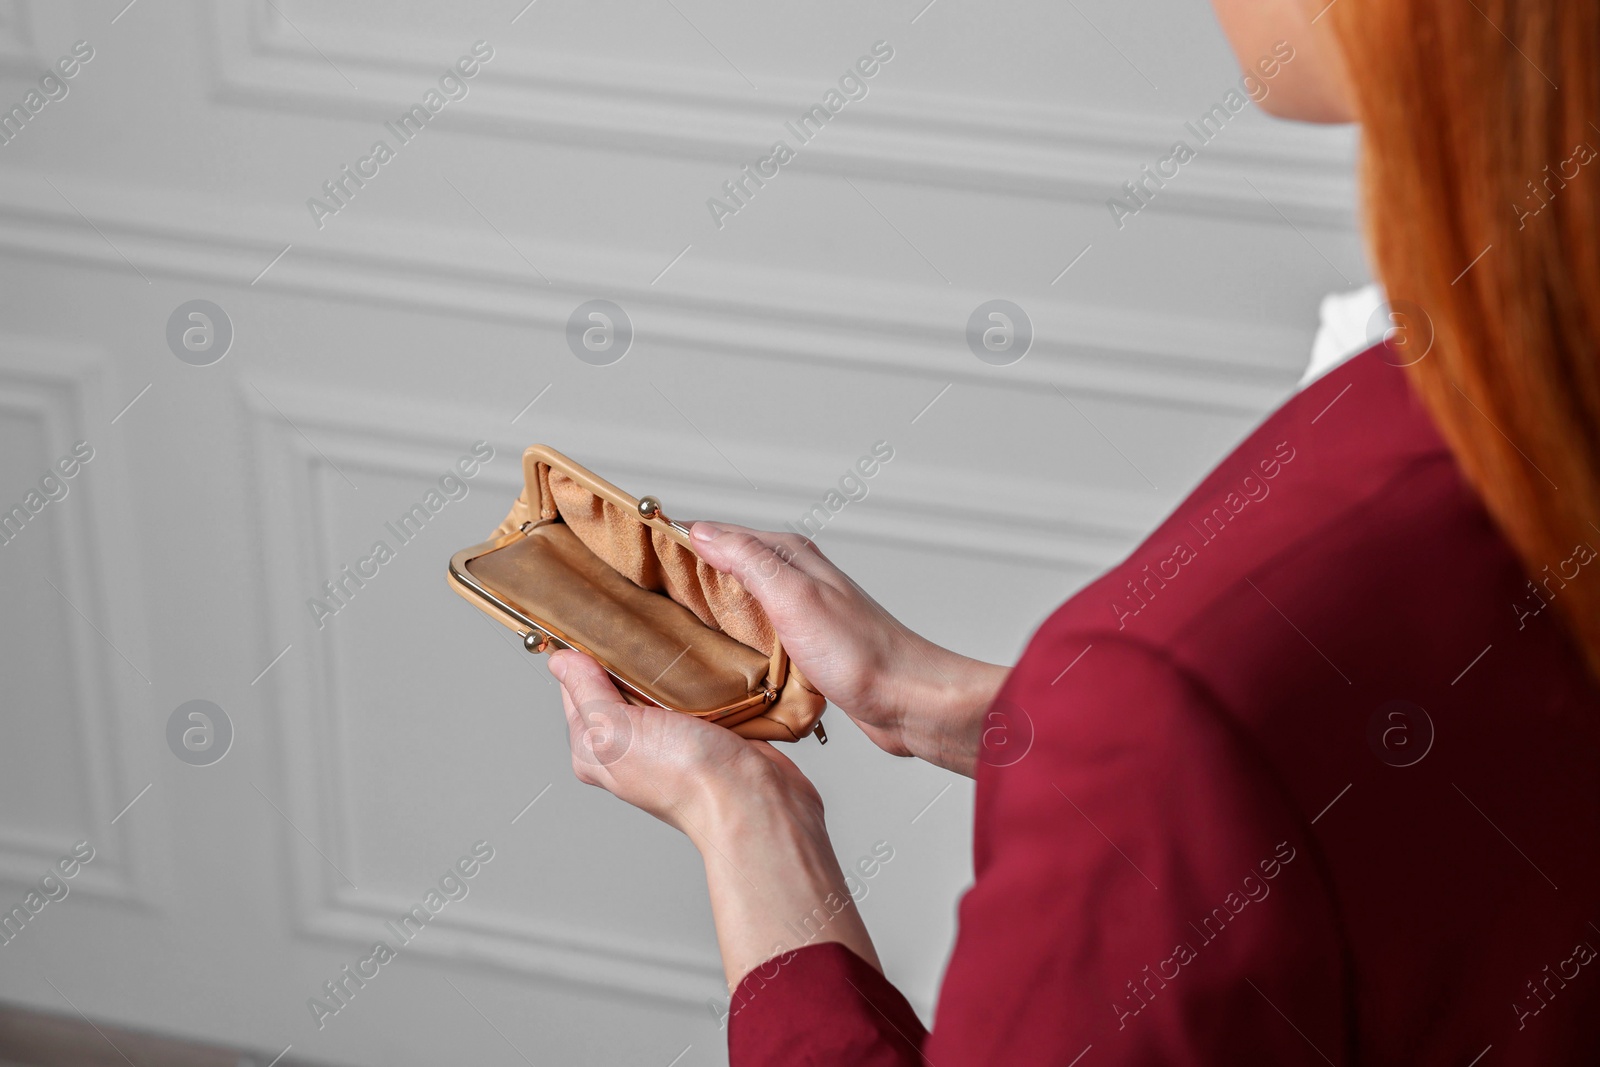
[{"left": 546, "top": 0, "right": 1600, "bottom": 1061}]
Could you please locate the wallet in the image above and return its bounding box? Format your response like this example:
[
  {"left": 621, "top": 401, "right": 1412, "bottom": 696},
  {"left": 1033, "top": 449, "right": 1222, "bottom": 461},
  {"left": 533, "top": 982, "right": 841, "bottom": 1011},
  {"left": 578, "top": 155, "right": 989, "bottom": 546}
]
[{"left": 448, "top": 445, "right": 827, "bottom": 743}]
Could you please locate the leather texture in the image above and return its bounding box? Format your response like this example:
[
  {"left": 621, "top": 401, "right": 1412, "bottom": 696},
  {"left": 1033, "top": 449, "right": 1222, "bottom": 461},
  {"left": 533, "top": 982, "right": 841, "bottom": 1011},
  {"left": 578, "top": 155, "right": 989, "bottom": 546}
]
[
  {"left": 455, "top": 445, "right": 826, "bottom": 740},
  {"left": 466, "top": 524, "right": 769, "bottom": 712}
]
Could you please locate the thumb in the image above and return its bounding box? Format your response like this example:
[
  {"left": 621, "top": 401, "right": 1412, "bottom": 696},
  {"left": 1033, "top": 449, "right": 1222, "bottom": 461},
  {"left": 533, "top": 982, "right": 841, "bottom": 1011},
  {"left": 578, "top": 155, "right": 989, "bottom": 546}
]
[
  {"left": 689, "top": 522, "right": 815, "bottom": 614},
  {"left": 548, "top": 650, "right": 636, "bottom": 777},
  {"left": 548, "top": 650, "right": 623, "bottom": 710}
]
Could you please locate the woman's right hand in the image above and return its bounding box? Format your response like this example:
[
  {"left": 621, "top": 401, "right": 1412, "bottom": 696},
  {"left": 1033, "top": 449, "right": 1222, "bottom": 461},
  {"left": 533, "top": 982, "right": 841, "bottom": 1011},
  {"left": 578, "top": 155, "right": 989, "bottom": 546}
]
[{"left": 690, "top": 522, "right": 1009, "bottom": 777}]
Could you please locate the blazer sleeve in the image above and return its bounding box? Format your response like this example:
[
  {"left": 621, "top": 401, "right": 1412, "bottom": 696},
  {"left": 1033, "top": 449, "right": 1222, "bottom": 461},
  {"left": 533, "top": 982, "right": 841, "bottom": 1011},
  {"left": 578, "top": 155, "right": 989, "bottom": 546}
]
[{"left": 730, "top": 636, "right": 1351, "bottom": 1066}]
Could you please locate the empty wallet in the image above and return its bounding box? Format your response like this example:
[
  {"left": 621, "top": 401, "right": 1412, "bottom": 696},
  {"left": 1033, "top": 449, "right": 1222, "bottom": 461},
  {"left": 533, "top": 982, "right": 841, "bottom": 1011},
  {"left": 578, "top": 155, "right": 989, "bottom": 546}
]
[{"left": 447, "top": 445, "right": 827, "bottom": 742}]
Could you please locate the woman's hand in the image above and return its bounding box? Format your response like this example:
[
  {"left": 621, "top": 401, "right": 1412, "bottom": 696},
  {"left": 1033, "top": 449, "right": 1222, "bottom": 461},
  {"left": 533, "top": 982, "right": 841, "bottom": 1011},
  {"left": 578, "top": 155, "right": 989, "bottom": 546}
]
[
  {"left": 548, "top": 647, "right": 812, "bottom": 836},
  {"left": 689, "top": 522, "right": 1008, "bottom": 777},
  {"left": 549, "top": 649, "right": 882, "bottom": 988}
]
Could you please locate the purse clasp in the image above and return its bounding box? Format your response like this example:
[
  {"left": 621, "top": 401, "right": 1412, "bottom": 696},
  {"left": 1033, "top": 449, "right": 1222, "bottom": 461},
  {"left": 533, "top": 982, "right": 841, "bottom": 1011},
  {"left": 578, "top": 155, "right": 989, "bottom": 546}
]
[{"left": 638, "top": 496, "right": 692, "bottom": 537}]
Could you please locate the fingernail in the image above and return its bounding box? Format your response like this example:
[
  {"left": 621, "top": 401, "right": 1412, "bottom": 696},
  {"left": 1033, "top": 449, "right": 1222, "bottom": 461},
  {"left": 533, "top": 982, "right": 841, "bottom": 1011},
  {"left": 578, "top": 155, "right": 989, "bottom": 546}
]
[
  {"left": 548, "top": 653, "right": 568, "bottom": 681},
  {"left": 691, "top": 521, "right": 723, "bottom": 542}
]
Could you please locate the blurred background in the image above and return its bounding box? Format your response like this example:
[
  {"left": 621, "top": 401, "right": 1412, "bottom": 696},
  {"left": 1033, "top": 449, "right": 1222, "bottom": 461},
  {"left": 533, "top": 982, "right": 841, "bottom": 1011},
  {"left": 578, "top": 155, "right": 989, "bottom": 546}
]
[{"left": 0, "top": 1, "right": 1366, "bottom": 1064}]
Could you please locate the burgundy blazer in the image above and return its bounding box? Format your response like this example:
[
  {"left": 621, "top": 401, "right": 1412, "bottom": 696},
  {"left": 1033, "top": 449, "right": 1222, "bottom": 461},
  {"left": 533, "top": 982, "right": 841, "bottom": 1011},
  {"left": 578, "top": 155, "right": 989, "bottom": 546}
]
[{"left": 729, "top": 346, "right": 1600, "bottom": 1065}]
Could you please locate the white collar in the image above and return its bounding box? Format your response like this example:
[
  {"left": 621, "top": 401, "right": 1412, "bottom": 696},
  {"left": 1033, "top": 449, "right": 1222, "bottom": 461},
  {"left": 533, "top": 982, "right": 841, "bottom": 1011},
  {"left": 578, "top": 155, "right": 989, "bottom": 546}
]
[{"left": 1300, "top": 283, "right": 1388, "bottom": 388}]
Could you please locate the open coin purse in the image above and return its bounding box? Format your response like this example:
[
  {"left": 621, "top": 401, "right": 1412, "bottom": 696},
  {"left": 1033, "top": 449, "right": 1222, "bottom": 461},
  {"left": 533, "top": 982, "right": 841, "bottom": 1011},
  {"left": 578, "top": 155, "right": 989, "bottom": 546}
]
[{"left": 448, "top": 445, "right": 826, "bottom": 743}]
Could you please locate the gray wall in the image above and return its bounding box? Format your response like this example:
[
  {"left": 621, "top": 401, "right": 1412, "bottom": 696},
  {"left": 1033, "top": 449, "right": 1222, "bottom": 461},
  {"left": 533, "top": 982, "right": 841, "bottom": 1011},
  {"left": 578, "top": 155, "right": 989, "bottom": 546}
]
[{"left": 0, "top": 1, "right": 1364, "bottom": 1064}]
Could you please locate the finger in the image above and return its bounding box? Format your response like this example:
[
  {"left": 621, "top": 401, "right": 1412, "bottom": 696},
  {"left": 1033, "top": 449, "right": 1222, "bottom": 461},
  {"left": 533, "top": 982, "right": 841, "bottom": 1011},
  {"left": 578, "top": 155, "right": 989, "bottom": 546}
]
[
  {"left": 548, "top": 657, "right": 592, "bottom": 781},
  {"left": 688, "top": 522, "right": 827, "bottom": 614},
  {"left": 690, "top": 522, "right": 830, "bottom": 571},
  {"left": 549, "top": 652, "right": 631, "bottom": 783},
  {"left": 553, "top": 655, "right": 592, "bottom": 739},
  {"left": 549, "top": 649, "right": 624, "bottom": 708}
]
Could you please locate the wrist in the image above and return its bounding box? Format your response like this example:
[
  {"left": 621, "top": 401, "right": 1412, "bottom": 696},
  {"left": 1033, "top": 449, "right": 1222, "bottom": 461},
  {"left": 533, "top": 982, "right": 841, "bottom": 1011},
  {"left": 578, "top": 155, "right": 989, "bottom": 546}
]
[
  {"left": 692, "top": 781, "right": 879, "bottom": 990},
  {"left": 690, "top": 764, "right": 820, "bottom": 847},
  {"left": 677, "top": 754, "right": 811, "bottom": 846},
  {"left": 893, "top": 645, "right": 1009, "bottom": 776}
]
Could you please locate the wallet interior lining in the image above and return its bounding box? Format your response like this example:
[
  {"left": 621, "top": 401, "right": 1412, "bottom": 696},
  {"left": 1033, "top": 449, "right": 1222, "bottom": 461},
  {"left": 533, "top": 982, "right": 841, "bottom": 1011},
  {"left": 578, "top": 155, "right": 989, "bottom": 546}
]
[
  {"left": 538, "top": 465, "right": 776, "bottom": 656},
  {"left": 464, "top": 523, "right": 769, "bottom": 711}
]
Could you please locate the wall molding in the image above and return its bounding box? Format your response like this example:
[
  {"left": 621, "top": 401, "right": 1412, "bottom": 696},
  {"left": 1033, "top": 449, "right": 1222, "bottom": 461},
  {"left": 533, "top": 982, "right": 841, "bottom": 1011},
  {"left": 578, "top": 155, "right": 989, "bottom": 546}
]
[
  {"left": 0, "top": 173, "right": 1310, "bottom": 419},
  {"left": 244, "top": 376, "right": 1154, "bottom": 571},
  {"left": 0, "top": 338, "right": 150, "bottom": 908},
  {"left": 208, "top": 1, "right": 1358, "bottom": 230}
]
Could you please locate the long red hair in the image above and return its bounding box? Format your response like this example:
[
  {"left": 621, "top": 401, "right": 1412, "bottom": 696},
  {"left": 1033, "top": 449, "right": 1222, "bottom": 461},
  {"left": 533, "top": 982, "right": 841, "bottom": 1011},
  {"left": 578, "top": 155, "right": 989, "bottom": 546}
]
[{"left": 1330, "top": 0, "right": 1600, "bottom": 674}]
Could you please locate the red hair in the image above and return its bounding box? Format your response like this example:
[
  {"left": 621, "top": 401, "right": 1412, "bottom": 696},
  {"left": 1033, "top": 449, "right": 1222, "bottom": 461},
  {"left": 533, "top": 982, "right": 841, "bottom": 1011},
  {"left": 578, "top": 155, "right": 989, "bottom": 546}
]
[{"left": 1331, "top": 0, "right": 1600, "bottom": 673}]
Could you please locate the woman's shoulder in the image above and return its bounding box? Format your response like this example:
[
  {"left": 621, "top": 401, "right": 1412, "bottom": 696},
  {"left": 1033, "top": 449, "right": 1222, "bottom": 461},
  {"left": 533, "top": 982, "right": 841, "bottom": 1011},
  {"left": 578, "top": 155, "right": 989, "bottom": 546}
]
[
  {"left": 1010, "top": 340, "right": 1600, "bottom": 786},
  {"left": 1000, "top": 338, "right": 1600, "bottom": 887},
  {"left": 1037, "top": 344, "right": 1521, "bottom": 692}
]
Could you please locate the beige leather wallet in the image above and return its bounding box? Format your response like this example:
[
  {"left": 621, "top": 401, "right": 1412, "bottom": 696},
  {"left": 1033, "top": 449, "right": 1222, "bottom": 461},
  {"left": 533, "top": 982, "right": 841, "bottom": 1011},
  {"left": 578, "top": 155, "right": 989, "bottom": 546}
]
[{"left": 448, "top": 445, "right": 827, "bottom": 743}]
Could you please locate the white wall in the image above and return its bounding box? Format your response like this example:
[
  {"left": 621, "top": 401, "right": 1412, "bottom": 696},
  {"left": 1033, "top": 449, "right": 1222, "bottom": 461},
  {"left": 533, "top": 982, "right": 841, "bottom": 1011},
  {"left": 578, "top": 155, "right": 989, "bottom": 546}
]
[{"left": 0, "top": 1, "right": 1364, "bottom": 1064}]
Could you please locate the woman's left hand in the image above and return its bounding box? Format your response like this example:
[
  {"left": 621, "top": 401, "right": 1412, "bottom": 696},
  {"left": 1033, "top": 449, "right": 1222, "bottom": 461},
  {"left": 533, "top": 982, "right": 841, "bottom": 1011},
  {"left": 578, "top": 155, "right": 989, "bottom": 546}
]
[
  {"left": 547, "top": 649, "right": 884, "bottom": 989},
  {"left": 547, "top": 649, "right": 818, "bottom": 838}
]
